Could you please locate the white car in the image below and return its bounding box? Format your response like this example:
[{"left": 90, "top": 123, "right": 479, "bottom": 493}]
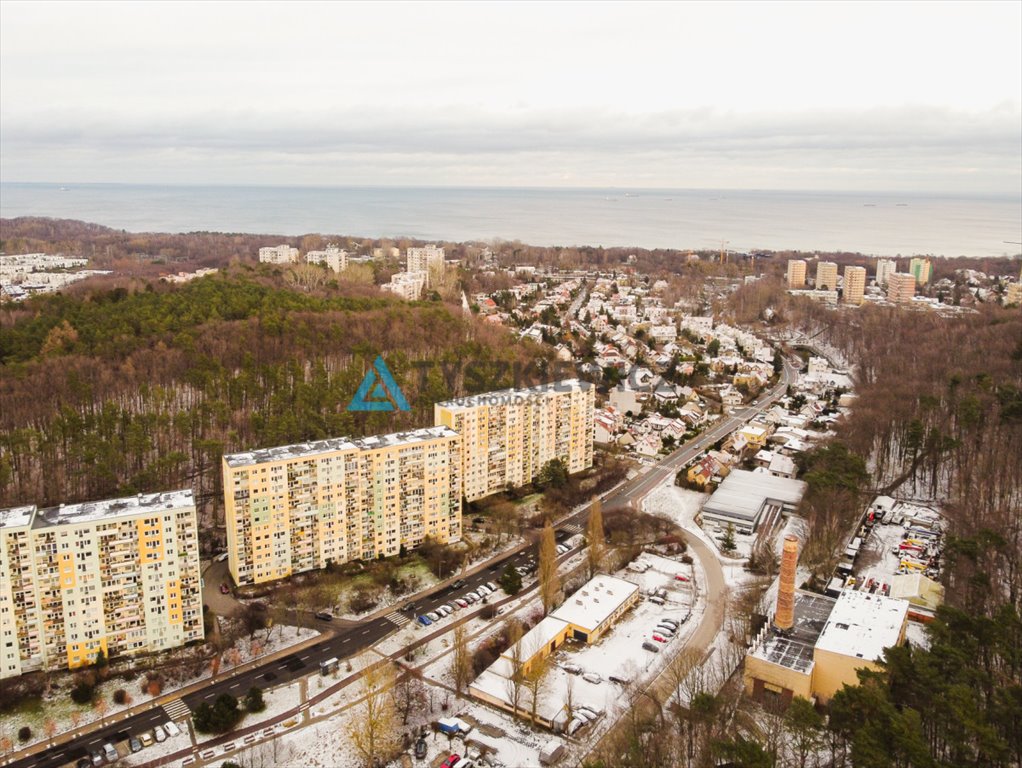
[
  {"left": 164, "top": 720, "right": 181, "bottom": 737},
  {"left": 153, "top": 725, "right": 167, "bottom": 743},
  {"left": 582, "top": 672, "right": 602, "bottom": 685}
]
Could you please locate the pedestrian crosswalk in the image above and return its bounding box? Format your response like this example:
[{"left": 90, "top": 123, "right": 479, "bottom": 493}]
[
  {"left": 163, "top": 698, "right": 191, "bottom": 722},
  {"left": 563, "top": 523, "right": 583, "bottom": 535},
  {"left": 385, "top": 611, "right": 410, "bottom": 627}
]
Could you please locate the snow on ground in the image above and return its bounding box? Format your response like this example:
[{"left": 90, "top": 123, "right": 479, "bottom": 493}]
[
  {"left": 0, "top": 623, "right": 319, "bottom": 753},
  {"left": 643, "top": 482, "right": 709, "bottom": 544}
]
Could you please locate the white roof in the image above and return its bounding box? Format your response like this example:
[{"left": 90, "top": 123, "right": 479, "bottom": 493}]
[
  {"left": 702, "top": 469, "right": 807, "bottom": 523},
  {"left": 435, "top": 379, "right": 591, "bottom": 411},
  {"left": 223, "top": 426, "right": 458, "bottom": 468},
  {"left": 549, "top": 574, "right": 638, "bottom": 632},
  {"left": 2, "top": 490, "right": 195, "bottom": 530},
  {"left": 815, "top": 590, "right": 908, "bottom": 662}
]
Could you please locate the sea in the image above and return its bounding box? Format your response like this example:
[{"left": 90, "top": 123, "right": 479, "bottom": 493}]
[{"left": 2, "top": 182, "right": 1020, "bottom": 258}]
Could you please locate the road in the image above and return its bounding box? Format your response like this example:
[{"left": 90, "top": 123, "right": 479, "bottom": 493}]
[{"left": 13, "top": 359, "right": 794, "bottom": 768}]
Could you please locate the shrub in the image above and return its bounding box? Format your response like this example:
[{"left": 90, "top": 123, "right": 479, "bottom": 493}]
[
  {"left": 113, "top": 689, "right": 129, "bottom": 705},
  {"left": 244, "top": 686, "right": 266, "bottom": 713},
  {"left": 349, "top": 585, "right": 381, "bottom": 614},
  {"left": 499, "top": 565, "right": 522, "bottom": 596},
  {"left": 70, "top": 681, "right": 95, "bottom": 705},
  {"left": 193, "top": 693, "right": 242, "bottom": 734},
  {"left": 17, "top": 726, "right": 31, "bottom": 743}
]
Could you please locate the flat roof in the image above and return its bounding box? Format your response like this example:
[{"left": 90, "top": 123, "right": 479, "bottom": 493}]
[
  {"left": 815, "top": 590, "right": 908, "bottom": 662},
  {"left": 1, "top": 490, "right": 194, "bottom": 530},
  {"left": 550, "top": 574, "right": 638, "bottom": 632},
  {"left": 223, "top": 425, "right": 459, "bottom": 468},
  {"left": 435, "top": 379, "right": 591, "bottom": 411},
  {"left": 751, "top": 591, "right": 836, "bottom": 674},
  {"left": 702, "top": 469, "right": 807, "bottom": 523}
]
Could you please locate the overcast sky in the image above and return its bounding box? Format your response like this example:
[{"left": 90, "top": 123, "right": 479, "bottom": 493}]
[{"left": 1, "top": 1, "right": 1020, "bottom": 193}]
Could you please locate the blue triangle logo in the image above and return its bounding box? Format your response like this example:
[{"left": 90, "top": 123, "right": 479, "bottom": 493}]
[{"left": 348, "top": 356, "right": 411, "bottom": 412}]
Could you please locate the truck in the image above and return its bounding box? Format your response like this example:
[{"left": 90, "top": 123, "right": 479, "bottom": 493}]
[
  {"left": 319, "top": 657, "right": 339, "bottom": 675},
  {"left": 437, "top": 717, "right": 473, "bottom": 735}
]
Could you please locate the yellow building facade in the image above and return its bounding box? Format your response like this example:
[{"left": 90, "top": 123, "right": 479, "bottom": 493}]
[
  {"left": 0, "top": 491, "right": 202, "bottom": 676},
  {"left": 223, "top": 427, "right": 462, "bottom": 585},
  {"left": 434, "top": 380, "right": 595, "bottom": 502}
]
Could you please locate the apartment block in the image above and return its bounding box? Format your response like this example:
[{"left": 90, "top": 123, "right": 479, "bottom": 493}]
[
  {"left": 786, "top": 259, "right": 807, "bottom": 289},
  {"left": 843, "top": 266, "right": 866, "bottom": 305},
  {"left": 910, "top": 257, "right": 932, "bottom": 285},
  {"left": 381, "top": 270, "right": 427, "bottom": 300},
  {"left": 434, "top": 380, "right": 595, "bottom": 502},
  {"left": 407, "top": 245, "right": 445, "bottom": 287},
  {"left": 223, "top": 427, "right": 462, "bottom": 585},
  {"left": 0, "top": 491, "right": 202, "bottom": 676},
  {"left": 305, "top": 245, "right": 348, "bottom": 273},
  {"left": 887, "top": 272, "right": 916, "bottom": 303},
  {"left": 815, "top": 261, "right": 838, "bottom": 291},
  {"left": 875, "top": 258, "right": 896, "bottom": 287},
  {"left": 258, "top": 244, "right": 300, "bottom": 264}
]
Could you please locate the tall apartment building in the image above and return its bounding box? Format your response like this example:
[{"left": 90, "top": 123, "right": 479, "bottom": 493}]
[
  {"left": 258, "top": 244, "right": 300, "bottom": 264},
  {"left": 875, "top": 258, "right": 896, "bottom": 286},
  {"left": 223, "top": 427, "right": 462, "bottom": 585},
  {"left": 910, "top": 257, "right": 932, "bottom": 285},
  {"left": 305, "top": 245, "right": 348, "bottom": 273},
  {"left": 815, "top": 261, "right": 838, "bottom": 291},
  {"left": 434, "top": 380, "right": 595, "bottom": 502},
  {"left": 407, "top": 245, "right": 445, "bottom": 287},
  {"left": 843, "top": 266, "right": 866, "bottom": 305},
  {"left": 887, "top": 272, "right": 916, "bottom": 303},
  {"left": 0, "top": 491, "right": 202, "bottom": 676},
  {"left": 786, "top": 259, "right": 807, "bottom": 289}
]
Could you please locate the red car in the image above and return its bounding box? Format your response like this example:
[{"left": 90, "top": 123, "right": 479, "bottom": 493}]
[
  {"left": 219, "top": 583, "right": 230, "bottom": 595},
  {"left": 675, "top": 574, "right": 690, "bottom": 582},
  {"left": 652, "top": 633, "right": 667, "bottom": 643},
  {"left": 441, "top": 755, "right": 462, "bottom": 768}
]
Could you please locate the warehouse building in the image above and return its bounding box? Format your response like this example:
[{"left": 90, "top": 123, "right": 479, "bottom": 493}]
[{"left": 700, "top": 469, "right": 806, "bottom": 534}]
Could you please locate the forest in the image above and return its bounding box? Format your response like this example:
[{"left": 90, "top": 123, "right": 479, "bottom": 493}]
[{"left": 0, "top": 266, "right": 548, "bottom": 545}]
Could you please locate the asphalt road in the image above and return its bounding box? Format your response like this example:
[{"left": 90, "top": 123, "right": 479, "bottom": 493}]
[{"left": 15, "top": 359, "right": 794, "bottom": 768}]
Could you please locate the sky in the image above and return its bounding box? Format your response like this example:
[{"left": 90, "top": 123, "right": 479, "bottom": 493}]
[{"left": 1, "top": 1, "right": 1020, "bottom": 193}]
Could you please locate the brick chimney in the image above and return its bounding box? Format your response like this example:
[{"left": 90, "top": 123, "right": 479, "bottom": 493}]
[{"left": 775, "top": 534, "right": 799, "bottom": 632}]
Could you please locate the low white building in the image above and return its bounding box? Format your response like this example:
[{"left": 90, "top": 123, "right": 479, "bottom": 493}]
[
  {"left": 305, "top": 244, "right": 348, "bottom": 272},
  {"left": 381, "top": 270, "right": 427, "bottom": 300},
  {"left": 258, "top": 244, "right": 299, "bottom": 264}
]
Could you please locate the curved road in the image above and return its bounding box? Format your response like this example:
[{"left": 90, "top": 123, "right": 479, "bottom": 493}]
[{"left": 10, "top": 359, "right": 794, "bottom": 768}]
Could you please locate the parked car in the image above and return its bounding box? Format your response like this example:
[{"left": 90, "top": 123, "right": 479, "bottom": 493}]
[
  {"left": 485, "top": 581, "right": 499, "bottom": 592},
  {"left": 153, "top": 725, "right": 167, "bottom": 742},
  {"left": 674, "top": 574, "right": 690, "bottom": 582},
  {"left": 465, "top": 592, "right": 480, "bottom": 603},
  {"left": 451, "top": 579, "right": 467, "bottom": 589},
  {"left": 441, "top": 754, "right": 462, "bottom": 768},
  {"left": 139, "top": 733, "right": 154, "bottom": 748},
  {"left": 642, "top": 641, "right": 660, "bottom": 653},
  {"left": 414, "top": 738, "right": 428, "bottom": 759},
  {"left": 417, "top": 614, "right": 433, "bottom": 626},
  {"left": 582, "top": 672, "right": 602, "bottom": 684},
  {"left": 660, "top": 618, "right": 680, "bottom": 629},
  {"left": 561, "top": 663, "right": 583, "bottom": 675},
  {"left": 315, "top": 611, "right": 334, "bottom": 621},
  {"left": 426, "top": 611, "right": 441, "bottom": 622},
  {"left": 128, "top": 736, "right": 142, "bottom": 753},
  {"left": 219, "top": 583, "right": 230, "bottom": 595},
  {"left": 76, "top": 758, "right": 92, "bottom": 768},
  {"left": 652, "top": 633, "right": 668, "bottom": 643},
  {"left": 89, "top": 749, "right": 104, "bottom": 766},
  {"left": 566, "top": 718, "right": 584, "bottom": 736},
  {"left": 608, "top": 674, "right": 632, "bottom": 685},
  {"left": 164, "top": 721, "right": 181, "bottom": 738},
  {"left": 454, "top": 598, "right": 469, "bottom": 608}
]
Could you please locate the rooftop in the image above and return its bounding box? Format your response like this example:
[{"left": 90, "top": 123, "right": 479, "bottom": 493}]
[
  {"left": 815, "top": 590, "right": 908, "bottom": 662},
  {"left": 751, "top": 591, "right": 836, "bottom": 674},
  {"left": 702, "top": 469, "right": 807, "bottom": 523},
  {"left": 1, "top": 490, "right": 194, "bottom": 530},
  {"left": 550, "top": 574, "right": 639, "bottom": 632},
  {"left": 223, "top": 426, "right": 459, "bottom": 468},
  {"left": 435, "top": 379, "right": 591, "bottom": 411}
]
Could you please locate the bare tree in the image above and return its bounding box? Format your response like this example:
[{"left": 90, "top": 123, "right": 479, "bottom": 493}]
[
  {"left": 538, "top": 519, "right": 560, "bottom": 615},
  {"left": 451, "top": 623, "right": 472, "bottom": 694},
  {"left": 504, "top": 619, "right": 525, "bottom": 715},
  {"left": 524, "top": 637, "right": 551, "bottom": 725},
  {"left": 391, "top": 667, "right": 427, "bottom": 727},
  {"left": 586, "top": 496, "right": 606, "bottom": 578},
  {"left": 347, "top": 663, "right": 401, "bottom": 768}
]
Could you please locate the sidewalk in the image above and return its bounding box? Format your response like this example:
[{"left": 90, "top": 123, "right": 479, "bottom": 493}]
[{"left": 2, "top": 628, "right": 326, "bottom": 768}]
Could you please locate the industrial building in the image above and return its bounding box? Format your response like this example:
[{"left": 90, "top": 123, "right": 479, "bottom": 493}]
[
  {"left": 0, "top": 491, "right": 203, "bottom": 676},
  {"left": 469, "top": 575, "right": 639, "bottom": 726},
  {"left": 435, "top": 379, "right": 595, "bottom": 502},
  {"left": 223, "top": 427, "right": 462, "bottom": 585},
  {"left": 744, "top": 536, "right": 909, "bottom": 705},
  {"left": 700, "top": 469, "right": 807, "bottom": 534}
]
